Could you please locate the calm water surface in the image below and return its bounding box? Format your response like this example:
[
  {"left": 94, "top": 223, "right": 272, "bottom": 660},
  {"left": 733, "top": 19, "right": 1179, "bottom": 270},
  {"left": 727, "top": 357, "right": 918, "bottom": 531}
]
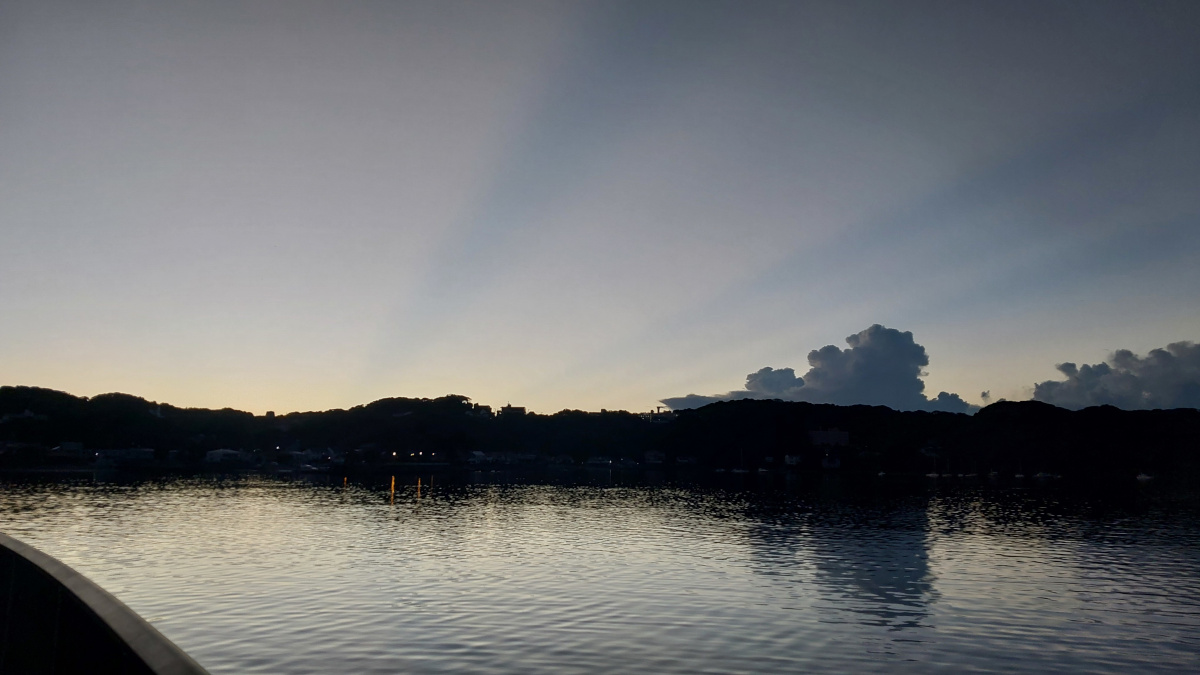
[{"left": 1, "top": 473, "right": 1198, "bottom": 673}]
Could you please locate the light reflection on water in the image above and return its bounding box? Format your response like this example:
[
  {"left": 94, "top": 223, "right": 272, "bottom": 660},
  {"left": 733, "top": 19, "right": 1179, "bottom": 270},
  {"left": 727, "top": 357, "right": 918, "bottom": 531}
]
[{"left": 1, "top": 474, "right": 1198, "bottom": 673}]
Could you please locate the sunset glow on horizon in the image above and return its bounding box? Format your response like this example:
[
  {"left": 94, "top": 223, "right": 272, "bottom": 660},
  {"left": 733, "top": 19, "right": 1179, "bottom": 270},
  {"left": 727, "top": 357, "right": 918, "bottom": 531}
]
[{"left": 2, "top": 1, "right": 1198, "bottom": 415}]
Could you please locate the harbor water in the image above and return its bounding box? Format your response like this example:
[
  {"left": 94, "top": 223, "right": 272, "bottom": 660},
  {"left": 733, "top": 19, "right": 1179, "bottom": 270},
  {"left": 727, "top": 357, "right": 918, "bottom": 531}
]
[{"left": 1, "top": 473, "right": 1197, "bottom": 673}]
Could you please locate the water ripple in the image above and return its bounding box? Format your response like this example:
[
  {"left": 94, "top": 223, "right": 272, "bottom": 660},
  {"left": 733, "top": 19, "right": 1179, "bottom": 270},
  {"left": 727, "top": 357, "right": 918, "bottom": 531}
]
[{"left": 0, "top": 476, "right": 1197, "bottom": 673}]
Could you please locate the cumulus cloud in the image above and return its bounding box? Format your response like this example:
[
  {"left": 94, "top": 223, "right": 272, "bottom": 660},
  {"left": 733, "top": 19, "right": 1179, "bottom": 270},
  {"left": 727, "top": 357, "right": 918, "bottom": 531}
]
[
  {"left": 745, "top": 366, "right": 805, "bottom": 397},
  {"left": 1033, "top": 341, "right": 1200, "bottom": 410},
  {"left": 662, "top": 324, "right": 976, "bottom": 413}
]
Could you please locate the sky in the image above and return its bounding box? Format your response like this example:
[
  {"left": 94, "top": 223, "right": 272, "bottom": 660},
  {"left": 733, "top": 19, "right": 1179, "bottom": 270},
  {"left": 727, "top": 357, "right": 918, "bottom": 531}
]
[{"left": 2, "top": 0, "right": 1198, "bottom": 414}]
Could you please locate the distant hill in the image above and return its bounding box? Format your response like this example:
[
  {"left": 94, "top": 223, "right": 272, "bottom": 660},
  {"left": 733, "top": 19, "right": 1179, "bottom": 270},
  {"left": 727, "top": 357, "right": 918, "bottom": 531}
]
[{"left": 2, "top": 386, "right": 1198, "bottom": 480}]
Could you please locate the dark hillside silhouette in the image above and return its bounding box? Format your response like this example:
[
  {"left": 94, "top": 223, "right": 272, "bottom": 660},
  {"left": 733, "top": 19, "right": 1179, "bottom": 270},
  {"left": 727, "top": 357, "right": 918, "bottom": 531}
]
[{"left": 1, "top": 386, "right": 1197, "bottom": 480}]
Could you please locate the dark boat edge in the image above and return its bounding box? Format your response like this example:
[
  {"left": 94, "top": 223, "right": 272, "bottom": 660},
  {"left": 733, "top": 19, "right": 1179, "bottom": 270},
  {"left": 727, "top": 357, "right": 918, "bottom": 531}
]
[{"left": 0, "top": 532, "right": 209, "bottom": 675}]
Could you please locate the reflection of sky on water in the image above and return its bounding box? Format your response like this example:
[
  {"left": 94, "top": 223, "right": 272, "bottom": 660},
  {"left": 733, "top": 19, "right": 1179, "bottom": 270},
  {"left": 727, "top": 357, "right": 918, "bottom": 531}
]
[
  {"left": 922, "top": 491, "right": 1200, "bottom": 671},
  {"left": 1, "top": 475, "right": 1199, "bottom": 674}
]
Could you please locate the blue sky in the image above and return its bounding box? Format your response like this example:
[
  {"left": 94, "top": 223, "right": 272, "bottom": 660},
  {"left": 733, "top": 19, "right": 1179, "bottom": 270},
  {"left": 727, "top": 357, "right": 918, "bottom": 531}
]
[{"left": 2, "top": 0, "right": 1198, "bottom": 413}]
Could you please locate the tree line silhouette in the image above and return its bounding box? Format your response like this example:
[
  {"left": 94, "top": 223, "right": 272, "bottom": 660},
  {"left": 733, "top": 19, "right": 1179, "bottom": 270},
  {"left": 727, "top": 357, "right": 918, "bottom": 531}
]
[{"left": 1, "top": 386, "right": 1197, "bottom": 480}]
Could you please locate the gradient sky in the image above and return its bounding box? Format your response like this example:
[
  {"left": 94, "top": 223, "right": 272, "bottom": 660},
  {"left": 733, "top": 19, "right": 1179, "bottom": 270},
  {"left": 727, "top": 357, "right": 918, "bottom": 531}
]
[{"left": 3, "top": 0, "right": 1198, "bottom": 414}]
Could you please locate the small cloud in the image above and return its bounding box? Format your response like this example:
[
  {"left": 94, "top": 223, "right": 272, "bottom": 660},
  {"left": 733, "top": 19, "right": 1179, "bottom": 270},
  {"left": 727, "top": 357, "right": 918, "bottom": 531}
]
[
  {"left": 980, "top": 390, "right": 991, "bottom": 403},
  {"left": 1033, "top": 341, "right": 1200, "bottom": 410},
  {"left": 927, "top": 391, "right": 975, "bottom": 413},
  {"left": 658, "top": 393, "right": 727, "bottom": 410}
]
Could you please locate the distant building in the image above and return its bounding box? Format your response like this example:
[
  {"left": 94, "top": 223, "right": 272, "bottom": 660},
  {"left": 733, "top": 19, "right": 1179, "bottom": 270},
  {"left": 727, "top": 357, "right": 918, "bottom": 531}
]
[
  {"left": 298, "top": 448, "right": 333, "bottom": 463},
  {"left": 808, "top": 428, "right": 849, "bottom": 446},
  {"left": 98, "top": 448, "right": 156, "bottom": 461},
  {"left": 50, "top": 442, "right": 86, "bottom": 460},
  {"left": 639, "top": 407, "right": 678, "bottom": 423},
  {"left": 808, "top": 429, "right": 847, "bottom": 470},
  {"left": 205, "top": 448, "right": 250, "bottom": 463},
  {"left": 0, "top": 409, "right": 46, "bottom": 423},
  {"left": 96, "top": 448, "right": 156, "bottom": 469},
  {"left": 499, "top": 405, "right": 526, "bottom": 417}
]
